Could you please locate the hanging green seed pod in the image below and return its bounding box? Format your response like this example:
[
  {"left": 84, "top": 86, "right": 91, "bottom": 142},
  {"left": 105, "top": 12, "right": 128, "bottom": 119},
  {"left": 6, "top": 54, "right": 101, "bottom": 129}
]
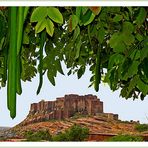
[
  {"left": 16, "top": 7, "right": 24, "bottom": 95},
  {"left": 94, "top": 47, "right": 101, "bottom": 92},
  {"left": 7, "top": 7, "right": 17, "bottom": 119},
  {"left": 37, "top": 30, "right": 46, "bottom": 95}
]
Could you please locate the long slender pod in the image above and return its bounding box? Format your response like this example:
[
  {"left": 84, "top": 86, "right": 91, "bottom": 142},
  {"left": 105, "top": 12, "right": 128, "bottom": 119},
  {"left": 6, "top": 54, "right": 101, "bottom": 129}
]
[
  {"left": 16, "top": 56, "right": 22, "bottom": 95},
  {"left": 16, "top": 7, "right": 24, "bottom": 95},
  {"left": 94, "top": 46, "right": 101, "bottom": 92},
  {"left": 17, "top": 7, "right": 24, "bottom": 55},
  {"left": 36, "top": 31, "right": 46, "bottom": 95},
  {"left": 16, "top": 7, "right": 29, "bottom": 95},
  {"left": 8, "top": 7, "right": 17, "bottom": 119}
]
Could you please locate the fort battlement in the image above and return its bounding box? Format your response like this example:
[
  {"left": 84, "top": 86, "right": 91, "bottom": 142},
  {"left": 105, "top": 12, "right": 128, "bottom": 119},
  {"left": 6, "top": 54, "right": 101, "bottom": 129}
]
[
  {"left": 29, "top": 94, "right": 103, "bottom": 120},
  {"left": 21, "top": 94, "right": 118, "bottom": 125}
]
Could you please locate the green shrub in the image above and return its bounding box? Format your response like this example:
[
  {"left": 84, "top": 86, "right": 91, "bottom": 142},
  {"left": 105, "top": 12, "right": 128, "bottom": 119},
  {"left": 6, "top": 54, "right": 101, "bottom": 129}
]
[
  {"left": 135, "top": 124, "right": 148, "bottom": 132},
  {"left": 53, "top": 124, "right": 89, "bottom": 141},
  {"left": 0, "top": 137, "right": 7, "bottom": 141},
  {"left": 24, "top": 129, "right": 52, "bottom": 141},
  {"left": 53, "top": 132, "right": 68, "bottom": 141},
  {"left": 107, "top": 134, "right": 143, "bottom": 142}
]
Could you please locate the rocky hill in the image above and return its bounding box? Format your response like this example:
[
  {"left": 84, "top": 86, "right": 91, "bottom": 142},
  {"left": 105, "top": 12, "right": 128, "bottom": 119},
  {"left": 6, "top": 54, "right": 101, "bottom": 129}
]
[
  {"left": 12, "top": 116, "right": 145, "bottom": 141},
  {"left": 3, "top": 94, "right": 148, "bottom": 141}
]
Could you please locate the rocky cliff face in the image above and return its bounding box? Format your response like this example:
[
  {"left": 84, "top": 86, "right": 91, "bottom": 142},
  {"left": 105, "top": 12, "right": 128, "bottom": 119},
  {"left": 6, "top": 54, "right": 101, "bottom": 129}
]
[{"left": 20, "top": 94, "right": 118, "bottom": 126}]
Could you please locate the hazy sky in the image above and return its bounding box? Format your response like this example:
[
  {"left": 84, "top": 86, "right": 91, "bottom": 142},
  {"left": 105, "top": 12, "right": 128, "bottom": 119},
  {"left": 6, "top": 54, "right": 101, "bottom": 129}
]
[{"left": 0, "top": 64, "right": 148, "bottom": 127}]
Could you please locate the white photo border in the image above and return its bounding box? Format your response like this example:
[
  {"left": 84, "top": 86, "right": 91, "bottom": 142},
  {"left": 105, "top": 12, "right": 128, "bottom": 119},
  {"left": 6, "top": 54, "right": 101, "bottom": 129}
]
[
  {"left": 0, "top": 1, "right": 148, "bottom": 6},
  {"left": 0, "top": 1, "right": 148, "bottom": 147}
]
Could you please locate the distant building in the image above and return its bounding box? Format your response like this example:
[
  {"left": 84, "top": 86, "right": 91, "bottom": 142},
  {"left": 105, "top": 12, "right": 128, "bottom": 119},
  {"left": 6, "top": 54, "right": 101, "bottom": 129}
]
[
  {"left": 30, "top": 94, "right": 103, "bottom": 119},
  {"left": 22, "top": 94, "right": 118, "bottom": 125}
]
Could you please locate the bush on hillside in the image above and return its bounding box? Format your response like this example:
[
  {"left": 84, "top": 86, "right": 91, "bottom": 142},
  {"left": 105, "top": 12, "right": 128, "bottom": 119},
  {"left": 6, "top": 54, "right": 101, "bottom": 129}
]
[
  {"left": 107, "top": 134, "right": 143, "bottom": 142},
  {"left": 24, "top": 129, "right": 52, "bottom": 141},
  {"left": 53, "top": 124, "right": 89, "bottom": 141},
  {"left": 135, "top": 124, "right": 148, "bottom": 132}
]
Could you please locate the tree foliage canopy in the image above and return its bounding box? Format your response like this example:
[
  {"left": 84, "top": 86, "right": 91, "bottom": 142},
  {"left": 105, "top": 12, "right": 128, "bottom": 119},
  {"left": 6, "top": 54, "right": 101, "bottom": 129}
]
[
  {"left": 0, "top": 7, "right": 148, "bottom": 118},
  {"left": 53, "top": 124, "right": 89, "bottom": 141}
]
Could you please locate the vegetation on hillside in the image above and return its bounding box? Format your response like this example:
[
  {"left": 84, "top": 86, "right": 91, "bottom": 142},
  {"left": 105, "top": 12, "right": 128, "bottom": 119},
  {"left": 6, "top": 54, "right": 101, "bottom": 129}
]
[
  {"left": 53, "top": 124, "right": 89, "bottom": 141},
  {"left": 135, "top": 124, "right": 148, "bottom": 132},
  {"left": 107, "top": 134, "right": 143, "bottom": 142},
  {"left": 24, "top": 124, "right": 89, "bottom": 141},
  {"left": 24, "top": 129, "right": 52, "bottom": 141}
]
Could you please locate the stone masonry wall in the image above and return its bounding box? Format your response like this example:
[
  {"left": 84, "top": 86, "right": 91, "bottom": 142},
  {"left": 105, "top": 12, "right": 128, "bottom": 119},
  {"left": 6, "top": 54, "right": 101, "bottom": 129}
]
[
  {"left": 29, "top": 94, "right": 103, "bottom": 120},
  {"left": 23, "top": 94, "right": 118, "bottom": 125}
]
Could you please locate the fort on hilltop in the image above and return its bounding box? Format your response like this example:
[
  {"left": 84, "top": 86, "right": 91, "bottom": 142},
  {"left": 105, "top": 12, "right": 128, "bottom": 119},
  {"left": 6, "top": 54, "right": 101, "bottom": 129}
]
[{"left": 24, "top": 94, "right": 118, "bottom": 124}]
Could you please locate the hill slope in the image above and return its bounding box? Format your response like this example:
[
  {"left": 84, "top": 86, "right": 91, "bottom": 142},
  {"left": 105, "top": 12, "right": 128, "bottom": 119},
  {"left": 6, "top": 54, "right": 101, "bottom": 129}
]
[{"left": 11, "top": 116, "right": 143, "bottom": 141}]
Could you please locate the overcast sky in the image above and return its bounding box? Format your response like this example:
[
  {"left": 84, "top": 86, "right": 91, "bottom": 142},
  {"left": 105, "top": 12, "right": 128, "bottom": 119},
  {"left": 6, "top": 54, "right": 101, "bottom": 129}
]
[{"left": 0, "top": 64, "right": 148, "bottom": 127}]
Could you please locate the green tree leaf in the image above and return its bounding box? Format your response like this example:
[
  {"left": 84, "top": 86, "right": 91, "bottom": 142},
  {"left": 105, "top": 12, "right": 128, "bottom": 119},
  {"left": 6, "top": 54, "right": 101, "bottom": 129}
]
[
  {"left": 128, "top": 75, "right": 138, "bottom": 93},
  {"left": 139, "top": 58, "right": 148, "bottom": 84},
  {"left": 69, "top": 15, "right": 79, "bottom": 32},
  {"left": 127, "top": 61, "right": 139, "bottom": 78},
  {"left": 140, "top": 38, "right": 148, "bottom": 60},
  {"left": 141, "top": 47, "right": 148, "bottom": 61},
  {"left": 136, "top": 8, "right": 147, "bottom": 26},
  {"left": 109, "top": 67, "right": 118, "bottom": 91},
  {"left": 81, "top": 10, "right": 92, "bottom": 24},
  {"left": 35, "top": 19, "right": 46, "bottom": 34},
  {"left": 47, "top": 7, "right": 63, "bottom": 24},
  {"left": 122, "top": 22, "right": 134, "bottom": 34},
  {"left": 46, "top": 18, "right": 54, "bottom": 37},
  {"left": 130, "top": 50, "right": 140, "bottom": 60},
  {"left": 73, "top": 26, "right": 80, "bottom": 41},
  {"left": 108, "top": 53, "right": 124, "bottom": 69},
  {"left": 81, "top": 7, "right": 88, "bottom": 15},
  {"left": 75, "top": 37, "right": 82, "bottom": 59},
  {"left": 77, "top": 66, "right": 85, "bottom": 79},
  {"left": 137, "top": 77, "right": 148, "bottom": 95},
  {"left": 47, "top": 70, "right": 55, "bottom": 86},
  {"left": 30, "top": 7, "right": 47, "bottom": 22},
  {"left": 109, "top": 33, "right": 126, "bottom": 53},
  {"left": 84, "top": 13, "right": 95, "bottom": 26},
  {"left": 121, "top": 33, "right": 135, "bottom": 45},
  {"left": 113, "top": 14, "right": 123, "bottom": 22},
  {"left": 97, "top": 27, "right": 105, "bottom": 43},
  {"left": 120, "top": 58, "right": 132, "bottom": 80},
  {"left": 55, "top": 60, "right": 64, "bottom": 75},
  {"left": 76, "top": 7, "right": 82, "bottom": 21},
  {"left": 136, "top": 33, "right": 143, "bottom": 42},
  {"left": 142, "top": 59, "right": 148, "bottom": 79}
]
